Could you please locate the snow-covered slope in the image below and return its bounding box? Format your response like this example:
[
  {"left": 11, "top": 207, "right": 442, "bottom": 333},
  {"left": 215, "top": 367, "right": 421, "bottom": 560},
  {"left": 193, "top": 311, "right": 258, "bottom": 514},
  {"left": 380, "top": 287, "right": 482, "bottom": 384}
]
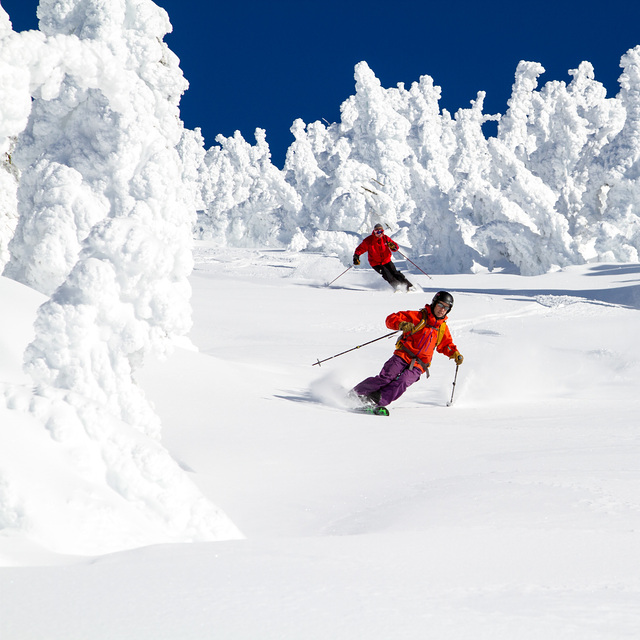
[{"left": 2, "top": 246, "right": 638, "bottom": 638}]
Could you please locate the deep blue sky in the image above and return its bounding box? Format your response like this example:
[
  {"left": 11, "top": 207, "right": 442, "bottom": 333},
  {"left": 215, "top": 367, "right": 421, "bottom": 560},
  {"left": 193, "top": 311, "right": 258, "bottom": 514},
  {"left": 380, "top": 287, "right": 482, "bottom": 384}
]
[{"left": 3, "top": 0, "right": 640, "bottom": 167}]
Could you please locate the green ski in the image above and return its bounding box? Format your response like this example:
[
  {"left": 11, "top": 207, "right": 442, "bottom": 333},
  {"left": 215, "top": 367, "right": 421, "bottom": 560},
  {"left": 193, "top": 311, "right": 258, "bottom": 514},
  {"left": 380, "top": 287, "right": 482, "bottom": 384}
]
[{"left": 354, "top": 405, "right": 390, "bottom": 416}]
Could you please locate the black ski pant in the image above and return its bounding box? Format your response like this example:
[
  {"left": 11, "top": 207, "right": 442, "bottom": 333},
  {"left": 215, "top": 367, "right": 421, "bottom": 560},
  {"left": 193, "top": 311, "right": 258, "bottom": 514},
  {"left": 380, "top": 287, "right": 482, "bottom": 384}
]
[{"left": 372, "top": 261, "right": 412, "bottom": 290}]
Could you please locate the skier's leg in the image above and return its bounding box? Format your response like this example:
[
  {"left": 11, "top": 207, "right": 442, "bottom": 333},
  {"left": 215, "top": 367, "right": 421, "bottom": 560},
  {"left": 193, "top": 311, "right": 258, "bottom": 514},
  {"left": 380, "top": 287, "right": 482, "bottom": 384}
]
[
  {"left": 352, "top": 355, "right": 407, "bottom": 398},
  {"left": 376, "top": 367, "right": 421, "bottom": 406},
  {"left": 386, "top": 261, "right": 413, "bottom": 290},
  {"left": 372, "top": 264, "right": 397, "bottom": 289}
]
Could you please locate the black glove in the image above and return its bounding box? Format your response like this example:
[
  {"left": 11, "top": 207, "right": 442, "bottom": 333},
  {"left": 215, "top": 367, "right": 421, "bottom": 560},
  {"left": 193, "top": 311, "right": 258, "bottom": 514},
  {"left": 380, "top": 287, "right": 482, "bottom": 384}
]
[{"left": 353, "top": 254, "right": 360, "bottom": 266}]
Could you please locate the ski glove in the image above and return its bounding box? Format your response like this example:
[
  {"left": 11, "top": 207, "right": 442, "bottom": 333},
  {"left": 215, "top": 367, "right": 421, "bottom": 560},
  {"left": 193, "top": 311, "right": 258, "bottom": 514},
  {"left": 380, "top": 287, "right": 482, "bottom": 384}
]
[
  {"left": 387, "top": 241, "right": 399, "bottom": 251},
  {"left": 451, "top": 351, "right": 464, "bottom": 365},
  {"left": 398, "top": 321, "right": 415, "bottom": 333},
  {"left": 353, "top": 254, "right": 360, "bottom": 265}
]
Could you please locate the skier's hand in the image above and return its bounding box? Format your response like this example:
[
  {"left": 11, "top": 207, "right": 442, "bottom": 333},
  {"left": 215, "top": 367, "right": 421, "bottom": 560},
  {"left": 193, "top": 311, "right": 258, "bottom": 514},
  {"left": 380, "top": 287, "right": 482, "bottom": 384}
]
[
  {"left": 387, "top": 241, "right": 399, "bottom": 251},
  {"left": 451, "top": 351, "right": 464, "bottom": 365},
  {"left": 398, "top": 321, "right": 415, "bottom": 333},
  {"left": 353, "top": 254, "right": 360, "bottom": 266}
]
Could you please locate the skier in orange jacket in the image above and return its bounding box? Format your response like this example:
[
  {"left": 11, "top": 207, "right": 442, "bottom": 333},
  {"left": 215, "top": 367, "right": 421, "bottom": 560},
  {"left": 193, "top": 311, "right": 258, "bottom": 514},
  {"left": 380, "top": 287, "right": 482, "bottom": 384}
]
[
  {"left": 351, "top": 291, "right": 463, "bottom": 408},
  {"left": 353, "top": 224, "right": 414, "bottom": 291}
]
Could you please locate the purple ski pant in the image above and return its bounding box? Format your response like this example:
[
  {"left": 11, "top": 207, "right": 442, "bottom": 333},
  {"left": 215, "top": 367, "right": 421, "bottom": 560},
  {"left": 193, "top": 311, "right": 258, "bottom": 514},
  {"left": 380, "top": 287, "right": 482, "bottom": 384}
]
[{"left": 353, "top": 354, "right": 422, "bottom": 406}]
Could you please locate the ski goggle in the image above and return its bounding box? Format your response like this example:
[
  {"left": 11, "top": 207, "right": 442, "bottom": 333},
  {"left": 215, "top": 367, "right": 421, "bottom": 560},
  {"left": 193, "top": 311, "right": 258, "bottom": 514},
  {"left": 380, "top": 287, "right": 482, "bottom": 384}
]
[
  {"left": 435, "top": 301, "right": 451, "bottom": 311},
  {"left": 373, "top": 228, "right": 383, "bottom": 235}
]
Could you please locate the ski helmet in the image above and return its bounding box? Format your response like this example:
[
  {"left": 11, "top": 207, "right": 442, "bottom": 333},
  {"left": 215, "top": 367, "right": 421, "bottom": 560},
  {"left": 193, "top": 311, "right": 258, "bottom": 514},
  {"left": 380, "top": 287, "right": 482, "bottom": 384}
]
[{"left": 431, "top": 291, "right": 454, "bottom": 313}]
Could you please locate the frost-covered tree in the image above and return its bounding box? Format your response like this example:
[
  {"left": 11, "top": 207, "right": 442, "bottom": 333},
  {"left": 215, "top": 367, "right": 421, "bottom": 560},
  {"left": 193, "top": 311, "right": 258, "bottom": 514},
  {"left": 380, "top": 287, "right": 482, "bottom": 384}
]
[
  {"left": 579, "top": 45, "right": 640, "bottom": 262},
  {"left": 0, "top": 0, "right": 241, "bottom": 553},
  {"left": 0, "top": 137, "right": 19, "bottom": 269},
  {"left": 283, "top": 119, "right": 332, "bottom": 237},
  {"left": 493, "top": 59, "right": 626, "bottom": 264},
  {"left": 197, "top": 128, "right": 302, "bottom": 247},
  {"left": 562, "top": 62, "right": 626, "bottom": 252},
  {"left": 497, "top": 61, "right": 546, "bottom": 162},
  {"left": 0, "top": 8, "right": 32, "bottom": 270},
  {"left": 336, "top": 61, "right": 414, "bottom": 229},
  {"left": 283, "top": 53, "right": 640, "bottom": 273},
  {"left": 279, "top": 60, "right": 578, "bottom": 273},
  {"left": 177, "top": 126, "right": 207, "bottom": 214},
  {"left": 19, "top": 0, "right": 196, "bottom": 437},
  {"left": 284, "top": 62, "right": 442, "bottom": 264},
  {"left": 521, "top": 63, "right": 623, "bottom": 211},
  {"left": 451, "top": 88, "right": 575, "bottom": 274}
]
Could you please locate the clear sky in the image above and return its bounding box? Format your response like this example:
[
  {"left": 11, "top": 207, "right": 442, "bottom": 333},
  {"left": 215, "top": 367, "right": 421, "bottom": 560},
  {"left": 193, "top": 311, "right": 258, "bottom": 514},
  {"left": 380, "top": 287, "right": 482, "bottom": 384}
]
[{"left": 3, "top": 0, "right": 640, "bottom": 167}]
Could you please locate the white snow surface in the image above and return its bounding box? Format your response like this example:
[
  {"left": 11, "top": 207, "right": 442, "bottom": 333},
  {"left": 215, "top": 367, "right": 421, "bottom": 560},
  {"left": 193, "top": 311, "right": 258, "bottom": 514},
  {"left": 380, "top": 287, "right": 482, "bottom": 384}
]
[{"left": 1, "top": 245, "right": 639, "bottom": 638}]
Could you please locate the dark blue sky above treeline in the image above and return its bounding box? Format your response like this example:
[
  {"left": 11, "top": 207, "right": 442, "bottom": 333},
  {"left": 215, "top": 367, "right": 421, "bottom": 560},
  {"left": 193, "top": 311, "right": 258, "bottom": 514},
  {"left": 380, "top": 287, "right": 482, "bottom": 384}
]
[{"left": 3, "top": 0, "right": 640, "bottom": 167}]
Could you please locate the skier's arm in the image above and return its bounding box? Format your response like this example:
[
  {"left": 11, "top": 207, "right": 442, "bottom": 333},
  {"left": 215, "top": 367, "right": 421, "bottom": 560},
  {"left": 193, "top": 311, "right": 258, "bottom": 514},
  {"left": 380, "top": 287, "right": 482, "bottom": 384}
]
[
  {"left": 386, "top": 310, "right": 421, "bottom": 330},
  {"left": 436, "top": 324, "right": 460, "bottom": 360},
  {"left": 354, "top": 237, "right": 370, "bottom": 257}
]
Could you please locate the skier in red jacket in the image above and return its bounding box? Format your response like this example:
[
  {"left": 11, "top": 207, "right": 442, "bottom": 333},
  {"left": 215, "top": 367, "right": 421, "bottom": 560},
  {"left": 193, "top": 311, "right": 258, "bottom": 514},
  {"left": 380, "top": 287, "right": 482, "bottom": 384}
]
[
  {"left": 351, "top": 291, "right": 463, "bottom": 409},
  {"left": 353, "top": 224, "right": 414, "bottom": 291}
]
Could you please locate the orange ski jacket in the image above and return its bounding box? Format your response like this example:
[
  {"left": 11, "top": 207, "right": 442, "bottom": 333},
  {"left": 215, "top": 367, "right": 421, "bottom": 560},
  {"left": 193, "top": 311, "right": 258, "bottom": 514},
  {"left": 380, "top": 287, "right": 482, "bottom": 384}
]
[
  {"left": 354, "top": 232, "right": 399, "bottom": 267},
  {"left": 386, "top": 307, "right": 458, "bottom": 373}
]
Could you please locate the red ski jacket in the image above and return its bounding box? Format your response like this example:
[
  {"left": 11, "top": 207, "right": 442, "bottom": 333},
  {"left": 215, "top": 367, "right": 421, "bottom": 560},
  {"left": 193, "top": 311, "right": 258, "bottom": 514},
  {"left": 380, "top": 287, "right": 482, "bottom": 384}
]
[
  {"left": 386, "top": 307, "right": 458, "bottom": 373},
  {"left": 354, "top": 232, "right": 399, "bottom": 267}
]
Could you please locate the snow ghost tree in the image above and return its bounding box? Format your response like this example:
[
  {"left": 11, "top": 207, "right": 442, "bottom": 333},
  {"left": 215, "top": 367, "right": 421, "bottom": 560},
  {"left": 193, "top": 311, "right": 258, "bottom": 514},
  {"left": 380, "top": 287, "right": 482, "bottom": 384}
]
[
  {"left": 0, "top": 8, "right": 34, "bottom": 270},
  {"left": 196, "top": 128, "right": 302, "bottom": 247},
  {"left": 0, "top": 0, "right": 242, "bottom": 554},
  {"left": 14, "top": 0, "right": 197, "bottom": 438},
  {"left": 0, "top": 137, "right": 19, "bottom": 269},
  {"left": 193, "top": 50, "right": 640, "bottom": 275},
  {"left": 579, "top": 45, "right": 640, "bottom": 262},
  {"left": 283, "top": 61, "right": 442, "bottom": 265}
]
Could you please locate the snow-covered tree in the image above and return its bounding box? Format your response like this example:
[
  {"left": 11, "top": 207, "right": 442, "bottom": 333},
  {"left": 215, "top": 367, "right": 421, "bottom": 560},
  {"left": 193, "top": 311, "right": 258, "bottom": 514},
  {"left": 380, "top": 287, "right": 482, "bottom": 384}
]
[
  {"left": 0, "top": 0, "right": 241, "bottom": 553},
  {"left": 579, "top": 46, "right": 640, "bottom": 262},
  {"left": 197, "top": 128, "right": 302, "bottom": 247},
  {"left": 0, "top": 137, "right": 19, "bottom": 269},
  {"left": 265, "top": 53, "right": 640, "bottom": 274},
  {"left": 0, "top": 0, "right": 202, "bottom": 432},
  {"left": 451, "top": 90, "right": 575, "bottom": 274},
  {"left": 0, "top": 8, "right": 33, "bottom": 270}
]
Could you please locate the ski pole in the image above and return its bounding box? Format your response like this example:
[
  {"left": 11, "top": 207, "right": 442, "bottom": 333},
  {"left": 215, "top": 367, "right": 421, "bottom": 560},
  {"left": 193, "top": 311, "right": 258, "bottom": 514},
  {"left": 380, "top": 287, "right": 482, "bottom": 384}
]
[
  {"left": 446, "top": 364, "right": 460, "bottom": 406},
  {"left": 313, "top": 331, "right": 398, "bottom": 366},
  {"left": 326, "top": 265, "right": 353, "bottom": 287},
  {"left": 379, "top": 222, "right": 432, "bottom": 280},
  {"left": 395, "top": 249, "right": 432, "bottom": 280}
]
